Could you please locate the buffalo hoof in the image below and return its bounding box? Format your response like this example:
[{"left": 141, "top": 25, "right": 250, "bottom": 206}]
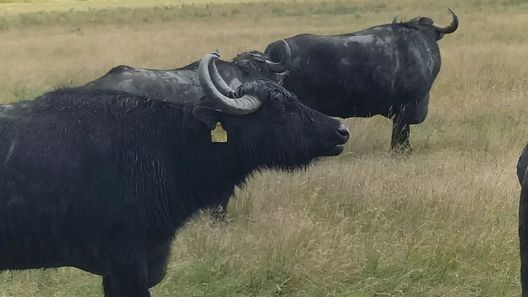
[{"left": 390, "top": 142, "right": 412, "bottom": 155}]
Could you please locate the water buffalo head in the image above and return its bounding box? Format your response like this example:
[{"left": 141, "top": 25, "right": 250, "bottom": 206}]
[
  {"left": 194, "top": 52, "right": 349, "bottom": 169},
  {"left": 232, "top": 40, "right": 291, "bottom": 84},
  {"left": 397, "top": 8, "right": 459, "bottom": 40}
]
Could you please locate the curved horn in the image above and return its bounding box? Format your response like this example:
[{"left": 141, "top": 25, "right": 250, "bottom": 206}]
[
  {"left": 433, "top": 8, "right": 458, "bottom": 34},
  {"left": 392, "top": 15, "right": 399, "bottom": 24},
  {"left": 209, "top": 56, "right": 237, "bottom": 97},
  {"left": 204, "top": 49, "right": 236, "bottom": 97},
  {"left": 265, "top": 40, "right": 291, "bottom": 73},
  {"left": 198, "top": 53, "right": 262, "bottom": 115}
]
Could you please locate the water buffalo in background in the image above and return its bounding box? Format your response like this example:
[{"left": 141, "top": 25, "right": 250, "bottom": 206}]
[
  {"left": 83, "top": 49, "right": 290, "bottom": 104},
  {"left": 0, "top": 52, "right": 349, "bottom": 297},
  {"left": 518, "top": 144, "right": 528, "bottom": 296},
  {"left": 265, "top": 9, "right": 459, "bottom": 153}
]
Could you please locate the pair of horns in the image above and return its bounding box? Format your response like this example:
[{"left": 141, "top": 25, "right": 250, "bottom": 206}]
[{"left": 198, "top": 52, "right": 262, "bottom": 115}]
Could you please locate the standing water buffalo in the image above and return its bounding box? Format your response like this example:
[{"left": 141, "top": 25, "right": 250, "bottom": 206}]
[
  {"left": 265, "top": 9, "right": 458, "bottom": 152},
  {"left": 0, "top": 52, "right": 349, "bottom": 297},
  {"left": 518, "top": 144, "right": 528, "bottom": 296}
]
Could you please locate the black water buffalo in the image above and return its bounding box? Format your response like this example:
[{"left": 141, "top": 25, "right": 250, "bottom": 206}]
[
  {"left": 518, "top": 144, "right": 528, "bottom": 296},
  {"left": 265, "top": 9, "right": 458, "bottom": 152},
  {"left": 83, "top": 49, "right": 290, "bottom": 104},
  {"left": 0, "top": 52, "right": 349, "bottom": 297}
]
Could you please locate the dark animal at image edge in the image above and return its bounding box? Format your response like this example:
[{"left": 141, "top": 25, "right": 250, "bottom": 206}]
[
  {"left": 0, "top": 52, "right": 349, "bottom": 297},
  {"left": 82, "top": 48, "right": 290, "bottom": 217},
  {"left": 265, "top": 9, "right": 459, "bottom": 153},
  {"left": 518, "top": 144, "right": 528, "bottom": 297}
]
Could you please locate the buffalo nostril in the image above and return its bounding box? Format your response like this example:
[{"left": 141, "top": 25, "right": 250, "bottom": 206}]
[{"left": 337, "top": 124, "right": 349, "bottom": 140}]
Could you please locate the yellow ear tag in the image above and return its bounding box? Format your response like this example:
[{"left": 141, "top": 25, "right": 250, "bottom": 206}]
[{"left": 211, "top": 122, "right": 228, "bottom": 143}]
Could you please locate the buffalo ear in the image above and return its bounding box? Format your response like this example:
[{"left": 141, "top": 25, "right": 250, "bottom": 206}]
[{"left": 192, "top": 103, "right": 221, "bottom": 130}]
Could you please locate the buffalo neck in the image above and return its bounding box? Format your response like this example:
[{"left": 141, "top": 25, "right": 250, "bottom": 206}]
[{"left": 140, "top": 104, "right": 251, "bottom": 239}]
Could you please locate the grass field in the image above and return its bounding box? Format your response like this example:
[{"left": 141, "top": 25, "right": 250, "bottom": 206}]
[
  {"left": 0, "top": 0, "right": 304, "bottom": 15},
  {"left": 1, "top": 0, "right": 528, "bottom": 296}
]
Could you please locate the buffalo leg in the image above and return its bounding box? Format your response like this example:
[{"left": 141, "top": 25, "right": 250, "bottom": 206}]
[
  {"left": 103, "top": 275, "right": 117, "bottom": 297},
  {"left": 147, "top": 243, "right": 171, "bottom": 288},
  {"left": 104, "top": 254, "right": 151, "bottom": 297},
  {"left": 105, "top": 272, "right": 151, "bottom": 297},
  {"left": 520, "top": 178, "right": 528, "bottom": 297},
  {"left": 390, "top": 111, "right": 411, "bottom": 154},
  {"left": 390, "top": 94, "right": 429, "bottom": 153}
]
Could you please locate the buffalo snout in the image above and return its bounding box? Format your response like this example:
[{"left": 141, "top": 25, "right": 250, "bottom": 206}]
[
  {"left": 336, "top": 123, "right": 350, "bottom": 143},
  {"left": 319, "top": 121, "right": 349, "bottom": 157}
]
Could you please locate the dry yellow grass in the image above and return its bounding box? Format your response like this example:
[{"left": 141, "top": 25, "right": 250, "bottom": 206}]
[
  {"left": 0, "top": 0, "right": 527, "bottom": 296},
  {"left": 0, "top": 0, "right": 318, "bottom": 15}
]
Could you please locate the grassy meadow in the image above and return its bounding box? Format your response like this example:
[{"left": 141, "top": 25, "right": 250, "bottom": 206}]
[{"left": 1, "top": 0, "right": 528, "bottom": 296}]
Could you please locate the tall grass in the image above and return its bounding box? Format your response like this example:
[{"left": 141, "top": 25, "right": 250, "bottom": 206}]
[{"left": 0, "top": 0, "right": 527, "bottom": 296}]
